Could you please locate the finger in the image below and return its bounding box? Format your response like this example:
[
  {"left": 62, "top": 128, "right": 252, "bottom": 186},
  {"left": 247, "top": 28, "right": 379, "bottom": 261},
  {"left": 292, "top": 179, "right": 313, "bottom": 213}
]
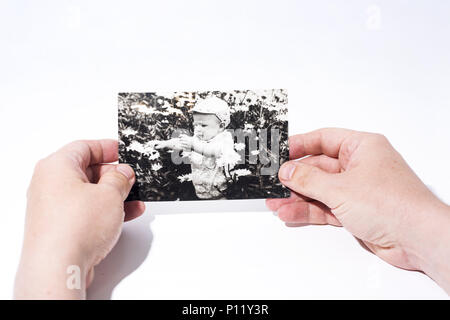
[
  {"left": 97, "top": 164, "right": 135, "bottom": 201},
  {"left": 285, "top": 222, "right": 310, "bottom": 227},
  {"left": 299, "top": 155, "right": 342, "bottom": 173},
  {"left": 58, "top": 139, "right": 119, "bottom": 170},
  {"left": 124, "top": 201, "right": 146, "bottom": 222},
  {"left": 266, "top": 191, "right": 311, "bottom": 212},
  {"left": 86, "top": 163, "right": 117, "bottom": 183},
  {"left": 277, "top": 200, "right": 342, "bottom": 226},
  {"left": 289, "top": 128, "right": 356, "bottom": 160},
  {"left": 279, "top": 161, "right": 345, "bottom": 209}
]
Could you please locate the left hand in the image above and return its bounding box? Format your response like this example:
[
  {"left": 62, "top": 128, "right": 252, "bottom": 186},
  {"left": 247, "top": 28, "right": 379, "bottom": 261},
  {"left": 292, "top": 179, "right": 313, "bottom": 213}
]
[{"left": 14, "top": 139, "right": 146, "bottom": 299}]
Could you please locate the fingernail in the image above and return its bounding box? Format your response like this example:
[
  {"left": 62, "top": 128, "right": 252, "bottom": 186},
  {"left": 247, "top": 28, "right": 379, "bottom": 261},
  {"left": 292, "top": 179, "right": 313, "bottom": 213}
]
[
  {"left": 272, "top": 211, "right": 278, "bottom": 216},
  {"left": 116, "top": 164, "right": 134, "bottom": 180},
  {"left": 279, "top": 163, "right": 296, "bottom": 181}
]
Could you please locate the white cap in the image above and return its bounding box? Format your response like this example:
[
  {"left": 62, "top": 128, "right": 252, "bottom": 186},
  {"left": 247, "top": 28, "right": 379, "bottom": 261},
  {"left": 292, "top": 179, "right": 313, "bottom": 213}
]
[{"left": 191, "top": 97, "right": 231, "bottom": 127}]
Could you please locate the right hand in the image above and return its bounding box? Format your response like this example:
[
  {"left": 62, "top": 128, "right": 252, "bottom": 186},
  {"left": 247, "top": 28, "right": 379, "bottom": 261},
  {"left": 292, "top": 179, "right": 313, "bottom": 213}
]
[{"left": 266, "top": 128, "right": 450, "bottom": 292}]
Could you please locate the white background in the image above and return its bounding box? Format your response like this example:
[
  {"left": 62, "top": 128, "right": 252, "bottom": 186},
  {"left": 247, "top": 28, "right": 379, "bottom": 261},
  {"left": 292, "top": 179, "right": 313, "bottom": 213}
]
[{"left": 1, "top": 0, "right": 449, "bottom": 299}]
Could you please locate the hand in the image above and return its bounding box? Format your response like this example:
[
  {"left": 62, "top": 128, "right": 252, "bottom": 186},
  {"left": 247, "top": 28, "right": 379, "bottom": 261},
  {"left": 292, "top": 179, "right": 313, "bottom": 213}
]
[
  {"left": 152, "top": 140, "right": 167, "bottom": 149},
  {"left": 152, "top": 140, "right": 178, "bottom": 150},
  {"left": 154, "top": 139, "right": 183, "bottom": 150},
  {"left": 146, "top": 140, "right": 159, "bottom": 149},
  {"left": 179, "top": 134, "right": 194, "bottom": 151},
  {"left": 267, "top": 128, "right": 450, "bottom": 293},
  {"left": 14, "top": 139, "right": 146, "bottom": 299}
]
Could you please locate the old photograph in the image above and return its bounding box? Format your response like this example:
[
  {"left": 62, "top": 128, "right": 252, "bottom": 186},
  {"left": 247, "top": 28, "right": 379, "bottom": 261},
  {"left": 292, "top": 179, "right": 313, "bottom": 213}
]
[{"left": 118, "top": 89, "right": 290, "bottom": 201}]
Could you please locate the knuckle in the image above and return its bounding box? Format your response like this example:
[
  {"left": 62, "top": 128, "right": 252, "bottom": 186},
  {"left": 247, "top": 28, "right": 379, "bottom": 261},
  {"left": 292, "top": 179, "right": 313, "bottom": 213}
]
[
  {"left": 63, "top": 140, "right": 89, "bottom": 154},
  {"left": 112, "top": 172, "right": 131, "bottom": 194},
  {"left": 33, "top": 154, "right": 55, "bottom": 172},
  {"left": 102, "top": 180, "right": 126, "bottom": 199},
  {"left": 360, "top": 133, "right": 390, "bottom": 149},
  {"left": 294, "top": 164, "right": 315, "bottom": 188},
  {"left": 33, "top": 158, "right": 47, "bottom": 172},
  {"left": 115, "top": 171, "right": 130, "bottom": 184},
  {"left": 372, "top": 133, "right": 389, "bottom": 144},
  {"left": 61, "top": 140, "right": 82, "bottom": 154},
  {"left": 69, "top": 139, "right": 87, "bottom": 148}
]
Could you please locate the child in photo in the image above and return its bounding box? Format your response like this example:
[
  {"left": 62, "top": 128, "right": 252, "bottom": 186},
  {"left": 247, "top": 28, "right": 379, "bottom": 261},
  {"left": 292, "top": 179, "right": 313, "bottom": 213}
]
[{"left": 154, "top": 97, "right": 241, "bottom": 200}]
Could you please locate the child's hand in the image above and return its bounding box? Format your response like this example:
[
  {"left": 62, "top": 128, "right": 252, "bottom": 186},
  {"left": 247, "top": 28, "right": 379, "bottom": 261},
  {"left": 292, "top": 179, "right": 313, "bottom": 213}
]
[
  {"left": 14, "top": 139, "right": 146, "bottom": 299},
  {"left": 154, "top": 139, "right": 183, "bottom": 150},
  {"left": 179, "top": 134, "right": 194, "bottom": 151},
  {"left": 152, "top": 140, "right": 166, "bottom": 149},
  {"left": 146, "top": 140, "right": 159, "bottom": 149}
]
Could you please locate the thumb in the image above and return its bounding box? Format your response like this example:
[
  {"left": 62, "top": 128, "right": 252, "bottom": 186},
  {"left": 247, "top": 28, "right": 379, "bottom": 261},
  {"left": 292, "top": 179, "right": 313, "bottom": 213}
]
[
  {"left": 278, "top": 161, "right": 343, "bottom": 208},
  {"left": 98, "top": 164, "right": 135, "bottom": 201}
]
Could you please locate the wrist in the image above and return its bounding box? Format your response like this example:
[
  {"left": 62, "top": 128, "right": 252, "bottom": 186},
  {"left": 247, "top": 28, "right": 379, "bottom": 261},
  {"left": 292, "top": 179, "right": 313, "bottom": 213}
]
[
  {"left": 403, "top": 200, "right": 450, "bottom": 293},
  {"left": 15, "top": 234, "right": 89, "bottom": 299}
]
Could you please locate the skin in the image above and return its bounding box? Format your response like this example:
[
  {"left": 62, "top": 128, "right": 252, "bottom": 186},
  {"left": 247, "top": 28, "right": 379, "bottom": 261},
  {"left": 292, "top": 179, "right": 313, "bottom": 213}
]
[
  {"left": 267, "top": 128, "right": 450, "bottom": 294},
  {"left": 14, "top": 128, "right": 450, "bottom": 298},
  {"left": 14, "top": 139, "right": 145, "bottom": 299},
  {"left": 178, "top": 113, "right": 225, "bottom": 157},
  {"left": 190, "top": 112, "right": 224, "bottom": 141},
  {"left": 154, "top": 113, "right": 224, "bottom": 151}
]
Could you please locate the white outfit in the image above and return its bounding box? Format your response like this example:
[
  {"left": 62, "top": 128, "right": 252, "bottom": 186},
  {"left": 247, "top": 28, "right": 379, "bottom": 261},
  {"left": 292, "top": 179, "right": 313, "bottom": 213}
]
[{"left": 189, "top": 131, "right": 240, "bottom": 199}]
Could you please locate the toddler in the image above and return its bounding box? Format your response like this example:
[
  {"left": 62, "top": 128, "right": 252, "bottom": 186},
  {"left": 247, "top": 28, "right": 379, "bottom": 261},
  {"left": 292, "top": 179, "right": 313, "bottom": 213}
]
[{"left": 155, "top": 97, "right": 240, "bottom": 200}]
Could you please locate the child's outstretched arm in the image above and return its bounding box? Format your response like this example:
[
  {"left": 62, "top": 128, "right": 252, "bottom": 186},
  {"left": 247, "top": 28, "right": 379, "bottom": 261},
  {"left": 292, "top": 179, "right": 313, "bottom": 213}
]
[
  {"left": 179, "top": 135, "right": 221, "bottom": 158},
  {"left": 153, "top": 138, "right": 182, "bottom": 150}
]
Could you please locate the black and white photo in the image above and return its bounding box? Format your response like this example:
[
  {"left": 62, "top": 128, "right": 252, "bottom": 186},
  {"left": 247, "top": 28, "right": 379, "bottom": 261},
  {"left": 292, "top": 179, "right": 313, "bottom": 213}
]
[{"left": 118, "top": 89, "right": 290, "bottom": 201}]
